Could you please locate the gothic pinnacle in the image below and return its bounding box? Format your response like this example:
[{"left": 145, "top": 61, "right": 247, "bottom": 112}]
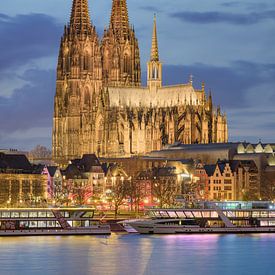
[{"left": 150, "top": 14, "right": 159, "bottom": 61}]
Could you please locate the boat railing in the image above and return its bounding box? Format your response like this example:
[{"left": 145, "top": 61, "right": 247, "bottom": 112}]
[{"left": 51, "top": 210, "right": 71, "bottom": 229}]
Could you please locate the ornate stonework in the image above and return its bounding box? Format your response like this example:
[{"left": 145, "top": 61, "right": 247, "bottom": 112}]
[{"left": 52, "top": 0, "right": 228, "bottom": 165}]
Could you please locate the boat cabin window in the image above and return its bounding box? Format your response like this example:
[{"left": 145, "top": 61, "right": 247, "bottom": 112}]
[
  {"left": 38, "top": 212, "right": 47, "bottom": 218},
  {"left": 38, "top": 221, "right": 47, "bottom": 228},
  {"left": 29, "top": 212, "right": 38, "bottom": 218},
  {"left": 1, "top": 212, "right": 10, "bottom": 218},
  {"left": 11, "top": 212, "right": 20, "bottom": 218},
  {"left": 20, "top": 212, "right": 29, "bottom": 218},
  {"left": 29, "top": 221, "right": 38, "bottom": 228},
  {"left": 47, "top": 212, "right": 54, "bottom": 218}
]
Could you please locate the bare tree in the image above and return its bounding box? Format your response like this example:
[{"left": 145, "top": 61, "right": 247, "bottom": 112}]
[
  {"left": 128, "top": 179, "right": 146, "bottom": 215},
  {"left": 29, "top": 145, "right": 52, "bottom": 160},
  {"left": 152, "top": 179, "right": 178, "bottom": 208},
  {"left": 71, "top": 182, "right": 92, "bottom": 206},
  {"left": 109, "top": 178, "right": 129, "bottom": 218}
]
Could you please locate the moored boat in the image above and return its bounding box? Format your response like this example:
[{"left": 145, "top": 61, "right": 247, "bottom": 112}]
[
  {"left": 0, "top": 208, "right": 110, "bottom": 236},
  {"left": 128, "top": 201, "right": 275, "bottom": 234},
  {"left": 117, "top": 219, "right": 139, "bottom": 233}
]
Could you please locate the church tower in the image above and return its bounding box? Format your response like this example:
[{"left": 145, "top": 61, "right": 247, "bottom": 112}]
[
  {"left": 52, "top": 0, "right": 102, "bottom": 165},
  {"left": 147, "top": 15, "right": 162, "bottom": 90},
  {"left": 101, "top": 0, "right": 141, "bottom": 87}
]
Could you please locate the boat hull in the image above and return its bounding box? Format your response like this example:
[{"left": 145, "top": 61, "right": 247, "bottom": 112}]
[
  {"left": 129, "top": 223, "right": 275, "bottom": 234},
  {"left": 0, "top": 226, "right": 111, "bottom": 236}
]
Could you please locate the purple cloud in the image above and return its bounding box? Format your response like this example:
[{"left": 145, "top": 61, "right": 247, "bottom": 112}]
[
  {"left": 0, "top": 13, "right": 61, "bottom": 71},
  {"left": 171, "top": 10, "right": 275, "bottom": 25}
]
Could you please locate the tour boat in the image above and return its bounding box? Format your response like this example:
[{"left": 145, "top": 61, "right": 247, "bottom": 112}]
[
  {"left": 117, "top": 219, "right": 139, "bottom": 233},
  {"left": 0, "top": 208, "right": 111, "bottom": 236},
  {"left": 128, "top": 201, "right": 275, "bottom": 234}
]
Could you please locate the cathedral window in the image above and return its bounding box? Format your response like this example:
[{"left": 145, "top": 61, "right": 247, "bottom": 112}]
[
  {"left": 84, "top": 90, "right": 90, "bottom": 105},
  {"left": 123, "top": 54, "right": 131, "bottom": 74},
  {"left": 152, "top": 65, "right": 158, "bottom": 80},
  {"left": 84, "top": 53, "right": 89, "bottom": 70}
]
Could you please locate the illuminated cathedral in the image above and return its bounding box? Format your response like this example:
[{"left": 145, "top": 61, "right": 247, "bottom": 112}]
[{"left": 52, "top": 0, "right": 228, "bottom": 165}]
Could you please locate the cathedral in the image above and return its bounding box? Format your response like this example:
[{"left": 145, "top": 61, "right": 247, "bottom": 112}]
[{"left": 52, "top": 0, "right": 228, "bottom": 165}]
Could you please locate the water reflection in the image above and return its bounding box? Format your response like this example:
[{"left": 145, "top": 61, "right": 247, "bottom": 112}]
[{"left": 0, "top": 234, "right": 275, "bottom": 275}]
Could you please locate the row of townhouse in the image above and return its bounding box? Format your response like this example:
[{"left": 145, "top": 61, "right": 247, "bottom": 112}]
[{"left": 194, "top": 160, "right": 260, "bottom": 201}]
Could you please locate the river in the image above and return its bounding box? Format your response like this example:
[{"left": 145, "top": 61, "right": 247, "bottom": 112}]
[{"left": 0, "top": 233, "right": 274, "bottom": 275}]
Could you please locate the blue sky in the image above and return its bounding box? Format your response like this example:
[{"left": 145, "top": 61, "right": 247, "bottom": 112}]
[{"left": 0, "top": 0, "right": 274, "bottom": 150}]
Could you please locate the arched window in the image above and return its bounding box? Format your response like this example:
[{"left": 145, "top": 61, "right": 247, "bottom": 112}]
[
  {"left": 152, "top": 65, "right": 158, "bottom": 79},
  {"left": 119, "top": 124, "right": 124, "bottom": 144},
  {"left": 84, "top": 91, "right": 90, "bottom": 105},
  {"left": 123, "top": 54, "right": 131, "bottom": 74}
]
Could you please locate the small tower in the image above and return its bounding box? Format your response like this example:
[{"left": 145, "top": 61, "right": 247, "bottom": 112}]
[{"left": 147, "top": 15, "right": 162, "bottom": 90}]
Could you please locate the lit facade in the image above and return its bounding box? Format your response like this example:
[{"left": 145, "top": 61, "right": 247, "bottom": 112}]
[{"left": 52, "top": 0, "right": 228, "bottom": 165}]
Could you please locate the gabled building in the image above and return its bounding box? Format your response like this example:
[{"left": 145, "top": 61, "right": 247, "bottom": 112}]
[
  {"left": 204, "top": 160, "right": 259, "bottom": 201},
  {"left": 42, "top": 166, "right": 63, "bottom": 201},
  {"left": 63, "top": 154, "right": 105, "bottom": 202},
  {"left": 205, "top": 161, "right": 237, "bottom": 201}
]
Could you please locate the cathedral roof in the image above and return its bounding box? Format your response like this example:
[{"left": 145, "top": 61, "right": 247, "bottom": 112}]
[{"left": 107, "top": 84, "right": 200, "bottom": 108}]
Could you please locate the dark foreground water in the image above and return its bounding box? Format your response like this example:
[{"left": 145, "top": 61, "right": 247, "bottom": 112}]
[{"left": 0, "top": 233, "right": 274, "bottom": 275}]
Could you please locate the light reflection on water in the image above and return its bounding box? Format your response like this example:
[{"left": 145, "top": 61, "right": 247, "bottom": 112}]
[{"left": 0, "top": 234, "right": 275, "bottom": 275}]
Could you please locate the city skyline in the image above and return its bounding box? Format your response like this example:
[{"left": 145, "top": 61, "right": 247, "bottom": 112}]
[{"left": 0, "top": 0, "right": 274, "bottom": 150}]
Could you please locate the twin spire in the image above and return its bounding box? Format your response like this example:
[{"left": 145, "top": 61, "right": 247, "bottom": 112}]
[
  {"left": 110, "top": 0, "right": 130, "bottom": 37},
  {"left": 69, "top": 0, "right": 160, "bottom": 61},
  {"left": 70, "top": 0, "right": 91, "bottom": 34}
]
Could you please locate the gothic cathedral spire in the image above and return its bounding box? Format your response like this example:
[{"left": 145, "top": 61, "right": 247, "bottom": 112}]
[
  {"left": 150, "top": 15, "right": 159, "bottom": 61},
  {"left": 147, "top": 15, "right": 162, "bottom": 89},
  {"left": 70, "top": 0, "right": 92, "bottom": 35},
  {"left": 101, "top": 0, "right": 141, "bottom": 87},
  {"left": 110, "top": 0, "right": 130, "bottom": 37}
]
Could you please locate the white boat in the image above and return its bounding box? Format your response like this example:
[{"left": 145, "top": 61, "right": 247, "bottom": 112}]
[
  {"left": 117, "top": 219, "right": 139, "bottom": 233},
  {"left": 0, "top": 208, "right": 111, "bottom": 236},
  {"left": 128, "top": 202, "right": 275, "bottom": 234}
]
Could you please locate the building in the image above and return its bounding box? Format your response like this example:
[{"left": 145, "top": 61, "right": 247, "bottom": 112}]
[
  {"left": 193, "top": 162, "right": 210, "bottom": 200},
  {"left": 52, "top": 0, "right": 228, "bottom": 165},
  {"left": 149, "top": 143, "right": 239, "bottom": 164},
  {"left": 0, "top": 153, "right": 48, "bottom": 206},
  {"left": 204, "top": 160, "right": 259, "bottom": 201},
  {"left": 63, "top": 154, "right": 106, "bottom": 204},
  {"left": 42, "top": 166, "right": 63, "bottom": 201}
]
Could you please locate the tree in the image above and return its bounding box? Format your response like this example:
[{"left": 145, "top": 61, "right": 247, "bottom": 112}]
[
  {"left": 151, "top": 167, "right": 180, "bottom": 208},
  {"left": 152, "top": 179, "right": 178, "bottom": 208},
  {"left": 71, "top": 182, "right": 93, "bottom": 206},
  {"left": 128, "top": 178, "right": 145, "bottom": 215},
  {"left": 29, "top": 145, "right": 52, "bottom": 160},
  {"left": 53, "top": 181, "right": 73, "bottom": 206},
  {"left": 109, "top": 178, "right": 129, "bottom": 218}
]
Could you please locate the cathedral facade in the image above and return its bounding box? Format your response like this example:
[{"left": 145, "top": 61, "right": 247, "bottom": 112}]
[{"left": 52, "top": 0, "right": 228, "bottom": 165}]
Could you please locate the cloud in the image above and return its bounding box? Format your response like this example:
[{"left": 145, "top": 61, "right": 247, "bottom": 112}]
[
  {"left": 0, "top": 68, "right": 55, "bottom": 135},
  {"left": 221, "top": 2, "right": 271, "bottom": 10},
  {"left": 139, "top": 6, "right": 163, "bottom": 13},
  {"left": 0, "top": 13, "right": 61, "bottom": 72},
  {"left": 171, "top": 10, "right": 275, "bottom": 25}
]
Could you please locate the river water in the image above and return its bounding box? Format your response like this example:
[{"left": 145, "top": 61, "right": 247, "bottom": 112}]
[{"left": 0, "top": 233, "right": 274, "bottom": 275}]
